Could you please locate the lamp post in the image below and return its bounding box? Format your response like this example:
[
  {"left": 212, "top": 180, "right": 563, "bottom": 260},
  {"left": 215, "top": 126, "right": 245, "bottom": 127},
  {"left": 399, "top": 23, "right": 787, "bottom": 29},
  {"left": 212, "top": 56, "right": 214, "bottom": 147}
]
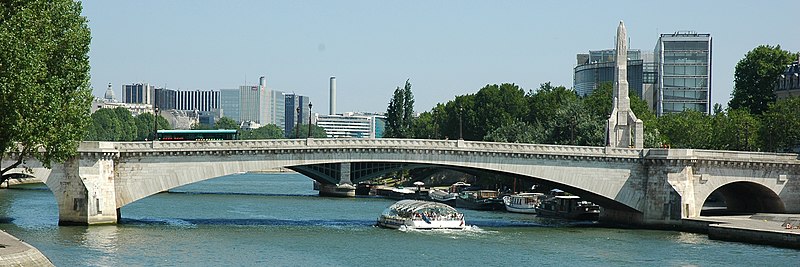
[
  {"left": 307, "top": 102, "right": 313, "bottom": 138},
  {"left": 458, "top": 106, "right": 463, "bottom": 140},
  {"left": 295, "top": 106, "right": 301, "bottom": 138},
  {"left": 153, "top": 105, "right": 159, "bottom": 141}
]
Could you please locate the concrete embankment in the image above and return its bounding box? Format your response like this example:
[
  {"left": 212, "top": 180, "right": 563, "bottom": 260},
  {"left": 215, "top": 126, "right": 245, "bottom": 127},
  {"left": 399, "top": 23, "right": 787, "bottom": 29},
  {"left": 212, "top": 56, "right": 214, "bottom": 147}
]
[
  {"left": 683, "top": 214, "right": 800, "bottom": 249},
  {"left": 0, "top": 230, "right": 53, "bottom": 266},
  {"left": 0, "top": 178, "right": 41, "bottom": 188}
]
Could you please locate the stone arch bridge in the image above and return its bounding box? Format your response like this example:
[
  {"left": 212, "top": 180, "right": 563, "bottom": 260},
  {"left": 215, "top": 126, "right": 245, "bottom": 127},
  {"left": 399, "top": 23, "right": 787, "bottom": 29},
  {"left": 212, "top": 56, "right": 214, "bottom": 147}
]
[{"left": 3, "top": 139, "right": 800, "bottom": 226}]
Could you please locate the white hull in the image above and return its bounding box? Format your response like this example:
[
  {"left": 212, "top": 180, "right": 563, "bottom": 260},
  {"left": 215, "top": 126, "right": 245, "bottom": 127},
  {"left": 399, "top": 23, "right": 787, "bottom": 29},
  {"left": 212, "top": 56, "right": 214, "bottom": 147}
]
[
  {"left": 377, "top": 216, "right": 466, "bottom": 230},
  {"left": 504, "top": 205, "right": 537, "bottom": 214},
  {"left": 503, "top": 193, "right": 543, "bottom": 214}
]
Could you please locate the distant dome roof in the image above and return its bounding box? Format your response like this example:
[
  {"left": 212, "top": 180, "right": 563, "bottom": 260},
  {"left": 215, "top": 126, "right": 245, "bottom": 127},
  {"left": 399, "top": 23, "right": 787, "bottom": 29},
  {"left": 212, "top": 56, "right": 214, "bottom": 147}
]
[{"left": 104, "top": 83, "right": 115, "bottom": 101}]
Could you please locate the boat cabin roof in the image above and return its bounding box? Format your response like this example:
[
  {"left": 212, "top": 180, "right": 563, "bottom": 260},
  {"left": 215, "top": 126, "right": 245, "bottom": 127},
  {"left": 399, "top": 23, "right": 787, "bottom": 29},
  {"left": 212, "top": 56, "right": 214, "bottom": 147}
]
[
  {"left": 554, "top": 195, "right": 581, "bottom": 199},
  {"left": 386, "top": 200, "right": 459, "bottom": 214},
  {"left": 515, "top": 193, "right": 544, "bottom": 197}
]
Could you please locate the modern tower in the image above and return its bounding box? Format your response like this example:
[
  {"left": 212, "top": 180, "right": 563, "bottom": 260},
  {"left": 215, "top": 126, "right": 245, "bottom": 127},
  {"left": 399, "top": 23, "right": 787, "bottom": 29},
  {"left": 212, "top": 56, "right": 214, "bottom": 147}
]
[
  {"left": 329, "top": 76, "right": 336, "bottom": 115},
  {"left": 122, "top": 83, "right": 153, "bottom": 104},
  {"left": 654, "top": 31, "right": 712, "bottom": 115},
  {"left": 607, "top": 21, "right": 644, "bottom": 148}
]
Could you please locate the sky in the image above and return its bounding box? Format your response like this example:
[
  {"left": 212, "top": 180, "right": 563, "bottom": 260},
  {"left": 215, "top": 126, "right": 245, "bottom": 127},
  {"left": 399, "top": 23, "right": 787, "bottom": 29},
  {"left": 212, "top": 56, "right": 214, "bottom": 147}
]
[{"left": 82, "top": 1, "right": 800, "bottom": 114}]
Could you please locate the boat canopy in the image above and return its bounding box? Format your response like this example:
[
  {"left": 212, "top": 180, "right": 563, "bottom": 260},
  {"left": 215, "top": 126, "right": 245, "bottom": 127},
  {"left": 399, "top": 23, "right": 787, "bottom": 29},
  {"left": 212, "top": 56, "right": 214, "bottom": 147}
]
[{"left": 382, "top": 200, "right": 460, "bottom": 218}]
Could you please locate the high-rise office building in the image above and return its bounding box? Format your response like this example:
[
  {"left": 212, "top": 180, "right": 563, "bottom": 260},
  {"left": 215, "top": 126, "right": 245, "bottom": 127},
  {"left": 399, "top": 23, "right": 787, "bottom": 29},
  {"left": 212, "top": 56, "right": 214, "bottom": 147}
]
[
  {"left": 654, "top": 32, "right": 712, "bottom": 115},
  {"left": 284, "top": 93, "right": 311, "bottom": 137},
  {"left": 269, "top": 90, "right": 285, "bottom": 132},
  {"left": 315, "top": 112, "right": 386, "bottom": 138},
  {"left": 122, "top": 83, "right": 154, "bottom": 104},
  {"left": 220, "top": 89, "right": 241, "bottom": 122},
  {"left": 239, "top": 77, "right": 268, "bottom": 124},
  {"left": 154, "top": 88, "right": 177, "bottom": 110},
  {"left": 175, "top": 90, "right": 220, "bottom": 112}
]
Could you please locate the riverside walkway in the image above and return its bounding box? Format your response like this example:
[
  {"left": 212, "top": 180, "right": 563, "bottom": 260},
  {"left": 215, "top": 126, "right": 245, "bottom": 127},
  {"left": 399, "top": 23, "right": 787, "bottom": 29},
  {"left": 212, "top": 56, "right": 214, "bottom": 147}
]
[
  {"left": 687, "top": 214, "right": 800, "bottom": 249},
  {"left": 0, "top": 230, "right": 53, "bottom": 266}
]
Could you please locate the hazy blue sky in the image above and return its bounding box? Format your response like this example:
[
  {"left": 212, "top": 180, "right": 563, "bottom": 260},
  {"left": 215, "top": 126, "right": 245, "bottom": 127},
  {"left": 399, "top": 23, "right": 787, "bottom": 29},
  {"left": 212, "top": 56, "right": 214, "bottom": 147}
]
[{"left": 82, "top": 1, "right": 799, "bottom": 114}]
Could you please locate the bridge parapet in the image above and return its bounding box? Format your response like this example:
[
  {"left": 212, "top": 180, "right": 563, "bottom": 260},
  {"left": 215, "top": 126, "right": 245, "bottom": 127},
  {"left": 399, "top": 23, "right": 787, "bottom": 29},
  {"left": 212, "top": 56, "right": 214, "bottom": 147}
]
[
  {"left": 645, "top": 148, "right": 800, "bottom": 166},
  {"left": 101, "top": 139, "right": 643, "bottom": 160}
]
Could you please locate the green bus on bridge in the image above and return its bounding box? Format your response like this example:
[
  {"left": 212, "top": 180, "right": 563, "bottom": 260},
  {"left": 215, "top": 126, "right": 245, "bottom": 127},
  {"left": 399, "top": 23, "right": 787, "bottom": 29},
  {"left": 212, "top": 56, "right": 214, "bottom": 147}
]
[{"left": 156, "top": 129, "right": 238, "bottom": 141}]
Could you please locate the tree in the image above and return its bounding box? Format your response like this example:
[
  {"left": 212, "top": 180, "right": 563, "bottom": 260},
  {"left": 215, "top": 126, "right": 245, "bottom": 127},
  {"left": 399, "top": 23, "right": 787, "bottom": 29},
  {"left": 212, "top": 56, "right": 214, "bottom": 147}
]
[
  {"left": 385, "top": 79, "right": 415, "bottom": 138},
  {"left": 86, "top": 109, "right": 122, "bottom": 141},
  {"left": 542, "top": 100, "right": 604, "bottom": 146},
  {"left": 657, "top": 110, "right": 713, "bottom": 149},
  {"left": 133, "top": 113, "right": 171, "bottom": 141},
  {"left": 442, "top": 94, "right": 476, "bottom": 140},
  {"left": 411, "top": 111, "right": 437, "bottom": 139},
  {"left": 240, "top": 124, "right": 285, "bottom": 139},
  {"left": 473, "top": 83, "right": 529, "bottom": 140},
  {"left": 114, "top": 107, "right": 136, "bottom": 141},
  {"left": 729, "top": 45, "right": 796, "bottom": 115},
  {"left": 760, "top": 97, "right": 800, "bottom": 152},
  {"left": 484, "top": 120, "right": 547, "bottom": 143},
  {"left": 527, "top": 82, "right": 578, "bottom": 124},
  {"left": 215, "top": 117, "right": 239, "bottom": 130},
  {"left": 0, "top": 0, "right": 92, "bottom": 178},
  {"left": 288, "top": 124, "right": 328, "bottom": 138}
]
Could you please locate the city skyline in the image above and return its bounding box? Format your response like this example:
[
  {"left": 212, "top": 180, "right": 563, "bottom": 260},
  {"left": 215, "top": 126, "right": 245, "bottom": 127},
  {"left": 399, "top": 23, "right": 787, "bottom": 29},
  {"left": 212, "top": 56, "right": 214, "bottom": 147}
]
[{"left": 82, "top": 1, "right": 799, "bottom": 114}]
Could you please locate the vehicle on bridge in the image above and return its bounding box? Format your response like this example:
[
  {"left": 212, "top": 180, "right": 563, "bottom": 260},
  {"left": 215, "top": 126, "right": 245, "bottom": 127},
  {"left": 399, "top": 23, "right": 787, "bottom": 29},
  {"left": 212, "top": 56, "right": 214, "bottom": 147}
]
[
  {"left": 156, "top": 129, "right": 238, "bottom": 141},
  {"left": 377, "top": 200, "right": 466, "bottom": 230}
]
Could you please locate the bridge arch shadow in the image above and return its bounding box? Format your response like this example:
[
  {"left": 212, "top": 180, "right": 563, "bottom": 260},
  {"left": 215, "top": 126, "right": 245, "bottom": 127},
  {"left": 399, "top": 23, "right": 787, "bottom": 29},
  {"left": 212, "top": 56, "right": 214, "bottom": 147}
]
[
  {"left": 295, "top": 161, "right": 641, "bottom": 214},
  {"left": 700, "top": 181, "right": 786, "bottom": 216}
]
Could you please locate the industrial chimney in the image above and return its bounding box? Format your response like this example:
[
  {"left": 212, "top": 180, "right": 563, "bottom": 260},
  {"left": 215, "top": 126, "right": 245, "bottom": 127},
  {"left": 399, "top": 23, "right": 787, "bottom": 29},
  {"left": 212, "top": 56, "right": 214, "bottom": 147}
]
[
  {"left": 259, "top": 76, "right": 266, "bottom": 90},
  {"left": 329, "top": 76, "right": 336, "bottom": 115}
]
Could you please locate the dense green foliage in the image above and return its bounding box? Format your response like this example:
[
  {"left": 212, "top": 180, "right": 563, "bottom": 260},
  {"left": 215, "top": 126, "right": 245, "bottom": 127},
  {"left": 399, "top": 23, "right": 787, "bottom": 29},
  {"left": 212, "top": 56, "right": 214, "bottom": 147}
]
[
  {"left": 1, "top": 0, "right": 93, "bottom": 176},
  {"left": 215, "top": 117, "right": 240, "bottom": 130},
  {"left": 760, "top": 98, "right": 800, "bottom": 152},
  {"left": 385, "top": 80, "right": 415, "bottom": 138},
  {"left": 240, "top": 124, "right": 286, "bottom": 139},
  {"left": 729, "top": 45, "right": 796, "bottom": 115},
  {"left": 287, "top": 124, "right": 328, "bottom": 139},
  {"left": 85, "top": 108, "right": 170, "bottom": 141},
  {"left": 411, "top": 82, "right": 654, "bottom": 146}
]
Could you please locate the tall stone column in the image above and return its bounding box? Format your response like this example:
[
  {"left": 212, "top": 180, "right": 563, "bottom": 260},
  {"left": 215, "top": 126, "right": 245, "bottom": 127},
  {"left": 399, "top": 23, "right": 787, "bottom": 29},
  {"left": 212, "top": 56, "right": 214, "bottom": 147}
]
[
  {"left": 48, "top": 153, "right": 119, "bottom": 225},
  {"left": 607, "top": 21, "right": 644, "bottom": 148}
]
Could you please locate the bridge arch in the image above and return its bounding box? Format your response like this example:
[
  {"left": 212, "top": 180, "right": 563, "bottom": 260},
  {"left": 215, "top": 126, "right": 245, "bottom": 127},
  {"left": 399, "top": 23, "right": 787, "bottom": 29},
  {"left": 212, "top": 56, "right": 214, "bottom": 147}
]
[
  {"left": 700, "top": 181, "right": 786, "bottom": 215},
  {"left": 8, "top": 139, "right": 799, "bottom": 226}
]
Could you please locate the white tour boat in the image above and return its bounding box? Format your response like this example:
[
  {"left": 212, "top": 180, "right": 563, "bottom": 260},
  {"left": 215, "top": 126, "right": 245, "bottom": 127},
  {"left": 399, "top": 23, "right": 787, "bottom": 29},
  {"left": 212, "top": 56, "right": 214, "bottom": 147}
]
[
  {"left": 503, "top": 193, "right": 544, "bottom": 214},
  {"left": 377, "top": 200, "right": 466, "bottom": 230}
]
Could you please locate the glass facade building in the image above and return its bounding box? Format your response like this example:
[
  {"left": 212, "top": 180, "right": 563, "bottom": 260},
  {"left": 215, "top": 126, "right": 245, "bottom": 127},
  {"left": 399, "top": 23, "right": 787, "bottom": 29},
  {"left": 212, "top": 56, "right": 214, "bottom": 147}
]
[
  {"left": 654, "top": 32, "right": 712, "bottom": 115},
  {"left": 122, "top": 83, "right": 153, "bottom": 104},
  {"left": 284, "top": 93, "right": 311, "bottom": 137},
  {"left": 154, "top": 88, "right": 177, "bottom": 110},
  {"left": 574, "top": 50, "right": 644, "bottom": 98},
  {"left": 220, "top": 89, "right": 241, "bottom": 122}
]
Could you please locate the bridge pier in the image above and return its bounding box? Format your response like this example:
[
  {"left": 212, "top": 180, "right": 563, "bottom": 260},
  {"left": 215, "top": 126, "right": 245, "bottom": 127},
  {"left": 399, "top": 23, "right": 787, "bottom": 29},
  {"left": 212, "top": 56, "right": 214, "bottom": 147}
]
[{"left": 48, "top": 155, "right": 118, "bottom": 225}]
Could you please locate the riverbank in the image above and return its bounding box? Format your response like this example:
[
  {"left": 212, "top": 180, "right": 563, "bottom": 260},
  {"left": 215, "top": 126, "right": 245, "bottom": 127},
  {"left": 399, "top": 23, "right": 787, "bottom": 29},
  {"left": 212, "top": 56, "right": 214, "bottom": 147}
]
[
  {"left": 1, "top": 177, "right": 41, "bottom": 188},
  {"left": 683, "top": 214, "right": 800, "bottom": 249},
  {"left": 0, "top": 230, "right": 53, "bottom": 266}
]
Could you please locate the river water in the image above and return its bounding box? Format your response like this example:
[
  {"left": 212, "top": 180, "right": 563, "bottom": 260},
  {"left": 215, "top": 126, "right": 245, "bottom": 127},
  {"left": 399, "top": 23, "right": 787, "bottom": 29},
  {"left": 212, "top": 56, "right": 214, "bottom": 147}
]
[{"left": 0, "top": 173, "right": 797, "bottom": 266}]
